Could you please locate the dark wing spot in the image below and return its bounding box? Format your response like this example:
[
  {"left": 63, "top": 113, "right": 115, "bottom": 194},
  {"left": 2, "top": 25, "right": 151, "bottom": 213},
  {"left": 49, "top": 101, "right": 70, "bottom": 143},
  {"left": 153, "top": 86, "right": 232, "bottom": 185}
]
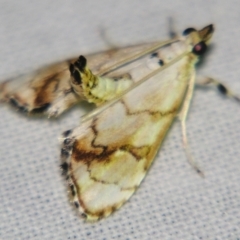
[
  {"left": 31, "top": 103, "right": 51, "bottom": 114},
  {"left": 9, "top": 98, "right": 28, "bottom": 113},
  {"left": 61, "top": 148, "right": 70, "bottom": 159},
  {"left": 150, "top": 52, "right": 158, "bottom": 58},
  {"left": 60, "top": 162, "right": 69, "bottom": 175},
  {"left": 81, "top": 213, "right": 87, "bottom": 219},
  {"left": 62, "top": 129, "right": 72, "bottom": 137},
  {"left": 74, "top": 201, "right": 79, "bottom": 208},
  {"left": 9, "top": 98, "right": 19, "bottom": 108},
  {"left": 158, "top": 59, "right": 164, "bottom": 66},
  {"left": 64, "top": 138, "right": 72, "bottom": 146},
  {"left": 70, "top": 185, "right": 76, "bottom": 196},
  {"left": 217, "top": 84, "right": 227, "bottom": 95}
]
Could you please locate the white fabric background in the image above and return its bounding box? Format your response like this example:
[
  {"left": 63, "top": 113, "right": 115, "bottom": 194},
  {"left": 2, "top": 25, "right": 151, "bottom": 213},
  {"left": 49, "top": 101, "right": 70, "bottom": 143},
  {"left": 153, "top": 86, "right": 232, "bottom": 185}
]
[{"left": 0, "top": 1, "right": 240, "bottom": 239}]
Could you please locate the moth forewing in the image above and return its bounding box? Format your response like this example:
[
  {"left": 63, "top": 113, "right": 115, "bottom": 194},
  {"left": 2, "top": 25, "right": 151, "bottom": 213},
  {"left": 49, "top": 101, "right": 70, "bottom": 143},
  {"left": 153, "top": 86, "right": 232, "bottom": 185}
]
[
  {"left": 0, "top": 39, "right": 176, "bottom": 117},
  {"left": 61, "top": 25, "right": 214, "bottom": 221}
]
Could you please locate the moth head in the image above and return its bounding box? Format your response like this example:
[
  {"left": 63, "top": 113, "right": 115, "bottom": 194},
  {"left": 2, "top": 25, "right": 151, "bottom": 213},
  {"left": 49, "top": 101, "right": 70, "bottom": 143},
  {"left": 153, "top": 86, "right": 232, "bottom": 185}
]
[{"left": 183, "top": 24, "right": 214, "bottom": 56}]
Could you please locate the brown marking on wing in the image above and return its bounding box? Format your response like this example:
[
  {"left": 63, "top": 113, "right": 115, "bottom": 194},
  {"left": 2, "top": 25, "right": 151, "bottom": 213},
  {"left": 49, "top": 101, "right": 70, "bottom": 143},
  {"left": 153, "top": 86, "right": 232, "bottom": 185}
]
[
  {"left": 33, "top": 73, "right": 61, "bottom": 107},
  {"left": 69, "top": 97, "right": 181, "bottom": 221},
  {"left": 79, "top": 195, "right": 125, "bottom": 220},
  {"left": 120, "top": 144, "right": 150, "bottom": 160},
  {"left": 72, "top": 140, "right": 116, "bottom": 165},
  {"left": 70, "top": 166, "right": 125, "bottom": 221},
  {"left": 72, "top": 100, "right": 178, "bottom": 166},
  {"left": 121, "top": 185, "right": 138, "bottom": 192},
  {"left": 71, "top": 124, "right": 115, "bottom": 165},
  {"left": 121, "top": 98, "right": 178, "bottom": 119},
  {"left": 81, "top": 203, "right": 122, "bottom": 221}
]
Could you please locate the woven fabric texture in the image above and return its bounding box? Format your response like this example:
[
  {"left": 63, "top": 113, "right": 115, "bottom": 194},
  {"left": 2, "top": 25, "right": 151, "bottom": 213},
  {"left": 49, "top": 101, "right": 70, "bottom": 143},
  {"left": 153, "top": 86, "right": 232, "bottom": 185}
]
[{"left": 0, "top": 1, "right": 240, "bottom": 239}]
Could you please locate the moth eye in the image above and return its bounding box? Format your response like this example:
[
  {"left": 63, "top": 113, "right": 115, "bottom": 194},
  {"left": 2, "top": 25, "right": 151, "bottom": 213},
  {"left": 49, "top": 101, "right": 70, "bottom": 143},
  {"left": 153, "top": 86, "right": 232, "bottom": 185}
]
[
  {"left": 192, "top": 41, "right": 207, "bottom": 55},
  {"left": 182, "top": 27, "right": 196, "bottom": 36}
]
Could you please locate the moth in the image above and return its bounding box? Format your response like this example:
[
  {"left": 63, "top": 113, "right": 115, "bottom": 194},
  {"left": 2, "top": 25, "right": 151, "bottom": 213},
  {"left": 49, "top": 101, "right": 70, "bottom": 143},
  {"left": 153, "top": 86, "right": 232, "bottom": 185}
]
[{"left": 1, "top": 24, "right": 237, "bottom": 221}]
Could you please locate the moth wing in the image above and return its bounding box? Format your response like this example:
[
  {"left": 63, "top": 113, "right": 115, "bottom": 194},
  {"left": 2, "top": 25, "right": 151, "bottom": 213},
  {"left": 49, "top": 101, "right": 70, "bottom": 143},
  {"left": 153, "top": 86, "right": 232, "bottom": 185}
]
[
  {"left": 0, "top": 60, "right": 78, "bottom": 116},
  {"left": 0, "top": 43, "right": 157, "bottom": 117},
  {"left": 61, "top": 53, "right": 196, "bottom": 221}
]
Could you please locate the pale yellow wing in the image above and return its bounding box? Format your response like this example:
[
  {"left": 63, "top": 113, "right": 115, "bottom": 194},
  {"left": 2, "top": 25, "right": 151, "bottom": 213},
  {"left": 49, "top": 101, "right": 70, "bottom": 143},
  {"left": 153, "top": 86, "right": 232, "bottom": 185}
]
[
  {"left": 61, "top": 54, "right": 195, "bottom": 221},
  {"left": 60, "top": 25, "right": 214, "bottom": 221}
]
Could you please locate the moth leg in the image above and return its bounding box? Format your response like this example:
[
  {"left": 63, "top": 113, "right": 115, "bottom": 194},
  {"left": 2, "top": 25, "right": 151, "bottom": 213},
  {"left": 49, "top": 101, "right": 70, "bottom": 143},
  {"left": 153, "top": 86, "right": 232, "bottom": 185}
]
[
  {"left": 178, "top": 73, "right": 204, "bottom": 177},
  {"left": 46, "top": 90, "right": 81, "bottom": 118},
  {"left": 196, "top": 77, "right": 240, "bottom": 103}
]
